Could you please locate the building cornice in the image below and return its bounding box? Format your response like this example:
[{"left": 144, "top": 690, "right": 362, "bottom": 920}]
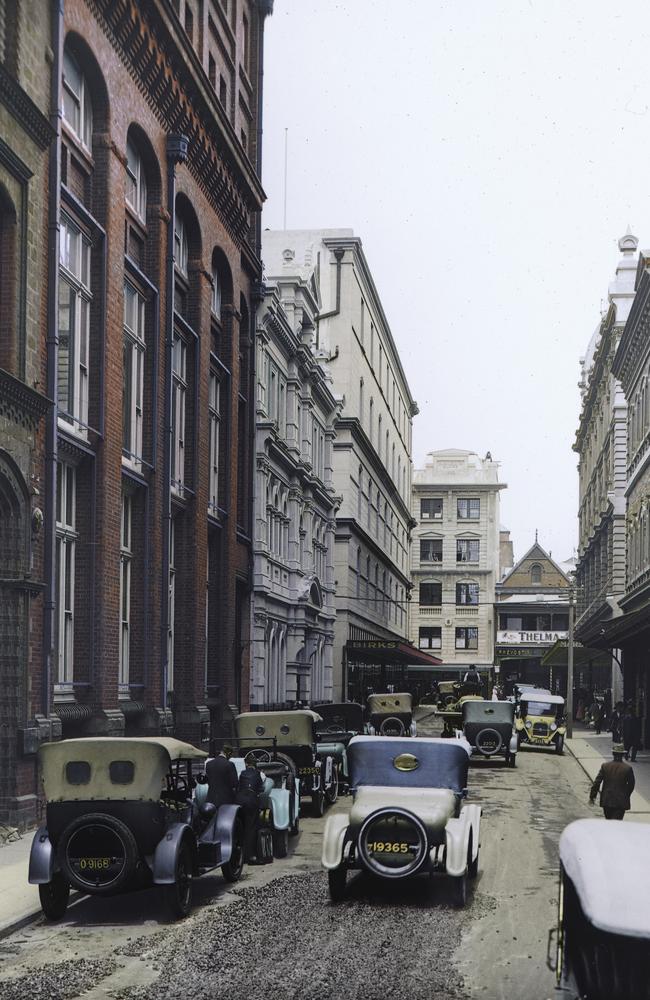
[
  {"left": 613, "top": 267, "right": 650, "bottom": 392},
  {"left": 0, "top": 369, "right": 51, "bottom": 424},
  {"left": 0, "top": 64, "right": 54, "bottom": 150}
]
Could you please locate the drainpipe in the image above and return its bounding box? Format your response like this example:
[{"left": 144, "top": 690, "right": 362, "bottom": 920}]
[
  {"left": 315, "top": 247, "right": 345, "bottom": 350},
  {"left": 161, "top": 134, "right": 188, "bottom": 714},
  {"left": 43, "top": 0, "right": 64, "bottom": 721}
]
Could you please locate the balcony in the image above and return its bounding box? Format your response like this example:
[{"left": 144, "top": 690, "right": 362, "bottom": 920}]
[
  {"left": 456, "top": 606, "right": 479, "bottom": 616},
  {"left": 419, "top": 607, "right": 442, "bottom": 617}
]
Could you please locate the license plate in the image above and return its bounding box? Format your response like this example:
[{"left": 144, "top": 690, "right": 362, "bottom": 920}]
[
  {"left": 299, "top": 767, "right": 319, "bottom": 775},
  {"left": 367, "top": 841, "right": 412, "bottom": 853}
]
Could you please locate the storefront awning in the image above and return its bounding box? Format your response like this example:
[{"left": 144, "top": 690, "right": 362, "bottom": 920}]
[
  {"left": 594, "top": 606, "right": 650, "bottom": 647},
  {"left": 345, "top": 640, "right": 442, "bottom": 667},
  {"left": 541, "top": 640, "right": 612, "bottom": 669}
]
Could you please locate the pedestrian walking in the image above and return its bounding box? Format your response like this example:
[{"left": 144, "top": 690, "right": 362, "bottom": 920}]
[
  {"left": 205, "top": 743, "right": 238, "bottom": 809},
  {"left": 592, "top": 700, "right": 603, "bottom": 735},
  {"left": 589, "top": 744, "right": 635, "bottom": 820},
  {"left": 623, "top": 702, "right": 642, "bottom": 762},
  {"left": 609, "top": 701, "right": 624, "bottom": 744}
]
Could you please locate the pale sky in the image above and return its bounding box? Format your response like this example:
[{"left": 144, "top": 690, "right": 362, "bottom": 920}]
[{"left": 261, "top": 0, "right": 650, "bottom": 565}]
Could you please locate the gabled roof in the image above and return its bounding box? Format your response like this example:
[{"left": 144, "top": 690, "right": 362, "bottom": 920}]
[{"left": 499, "top": 541, "right": 571, "bottom": 589}]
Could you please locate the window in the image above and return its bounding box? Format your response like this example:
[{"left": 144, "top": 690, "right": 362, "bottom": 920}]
[
  {"left": 457, "top": 538, "right": 479, "bottom": 563},
  {"left": 208, "top": 371, "right": 220, "bottom": 513},
  {"left": 420, "top": 582, "right": 442, "bottom": 606},
  {"left": 419, "top": 627, "right": 442, "bottom": 650},
  {"left": 457, "top": 497, "right": 480, "bottom": 519},
  {"left": 211, "top": 265, "right": 221, "bottom": 318},
  {"left": 242, "top": 12, "right": 250, "bottom": 71},
  {"left": 110, "top": 761, "right": 135, "bottom": 784},
  {"left": 456, "top": 582, "right": 479, "bottom": 605},
  {"left": 126, "top": 138, "right": 147, "bottom": 221},
  {"left": 123, "top": 282, "right": 145, "bottom": 467},
  {"left": 119, "top": 494, "right": 132, "bottom": 689},
  {"left": 66, "top": 761, "right": 90, "bottom": 785},
  {"left": 167, "top": 518, "right": 176, "bottom": 693},
  {"left": 174, "top": 211, "right": 188, "bottom": 276},
  {"left": 171, "top": 333, "right": 187, "bottom": 493},
  {"left": 55, "top": 462, "right": 76, "bottom": 685},
  {"left": 421, "top": 497, "right": 442, "bottom": 520},
  {"left": 420, "top": 539, "right": 442, "bottom": 562},
  {"left": 456, "top": 627, "right": 478, "bottom": 650},
  {"left": 219, "top": 75, "right": 227, "bottom": 108},
  {"left": 62, "top": 47, "right": 92, "bottom": 149},
  {"left": 530, "top": 563, "right": 543, "bottom": 584},
  {"left": 58, "top": 215, "right": 91, "bottom": 434}
]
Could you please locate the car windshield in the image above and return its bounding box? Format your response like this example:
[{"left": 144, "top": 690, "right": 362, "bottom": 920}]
[{"left": 525, "top": 701, "right": 557, "bottom": 716}]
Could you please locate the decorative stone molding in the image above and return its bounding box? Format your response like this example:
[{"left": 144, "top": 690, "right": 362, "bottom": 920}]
[{"left": 0, "top": 64, "right": 54, "bottom": 150}]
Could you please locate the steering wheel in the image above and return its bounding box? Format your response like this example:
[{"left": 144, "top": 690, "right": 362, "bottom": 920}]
[
  {"left": 326, "top": 724, "right": 346, "bottom": 734},
  {"left": 246, "top": 748, "right": 272, "bottom": 764}
]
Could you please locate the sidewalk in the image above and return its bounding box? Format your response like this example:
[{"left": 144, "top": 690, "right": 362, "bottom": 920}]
[{"left": 566, "top": 723, "right": 650, "bottom": 820}]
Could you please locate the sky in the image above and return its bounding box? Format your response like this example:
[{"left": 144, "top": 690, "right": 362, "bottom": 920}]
[{"left": 261, "top": 0, "right": 650, "bottom": 566}]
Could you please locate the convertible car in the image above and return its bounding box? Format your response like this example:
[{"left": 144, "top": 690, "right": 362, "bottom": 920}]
[
  {"left": 322, "top": 736, "right": 480, "bottom": 906},
  {"left": 366, "top": 693, "right": 416, "bottom": 737},
  {"left": 462, "top": 700, "right": 518, "bottom": 766},
  {"left": 313, "top": 702, "right": 365, "bottom": 794}
]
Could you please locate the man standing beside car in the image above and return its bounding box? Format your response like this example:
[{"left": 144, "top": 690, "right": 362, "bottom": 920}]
[
  {"left": 206, "top": 743, "right": 238, "bottom": 810},
  {"left": 236, "top": 754, "right": 266, "bottom": 862},
  {"left": 589, "top": 745, "right": 635, "bottom": 819}
]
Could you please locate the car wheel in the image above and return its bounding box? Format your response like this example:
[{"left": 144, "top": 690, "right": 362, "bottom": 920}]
[
  {"left": 325, "top": 764, "right": 339, "bottom": 804},
  {"left": 221, "top": 819, "right": 244, "bottom": 883},
  {"left": 312, "top": 789, "right": 325, "bottom": 817},
  {"left": 38, "top": 873, "right": 70, "bottom": 921},
  {"left": 508, "top": 752, "right": 517, "bottom": 768},
  {"left": 164, "top": 841, "right": 193, "bottom": 919},
  {"left": 451, "top": 873, "right": 467, "bottom": 907},
  {"left": 555, "top": 735, "right": 564, "bottom": 755},
  {"left": 474, "top": 727, "right": 503, "bottom": 757},
  {"left": 467, "top": 835, "right": 479, "bottom": 880},
  {"left": 290, "top": 815, "right": 300, "bottom": 837},
  {"left": 272, "top": 828, "right": 289, "bottom": 859},
  {"left": 58, "top": 812, "right": 138, "bottom": 894},
  {"left": 328, "top": 866, "right": 347, "bottom": 903}
]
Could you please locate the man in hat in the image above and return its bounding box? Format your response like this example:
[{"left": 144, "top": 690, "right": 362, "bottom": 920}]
[
  {"left": 589, "top": 745, "right": 635, "bottom": 820},
  {"left": 205, "top": 743, "right": 238, "bottom": 810}
]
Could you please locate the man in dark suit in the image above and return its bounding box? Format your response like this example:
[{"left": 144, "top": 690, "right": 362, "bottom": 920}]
[
  {"left": 589, "top": 745, "right": 635, "bottom": 820},
  {"left": 205, "top": 744, "right": 238, "bottom": 809}
]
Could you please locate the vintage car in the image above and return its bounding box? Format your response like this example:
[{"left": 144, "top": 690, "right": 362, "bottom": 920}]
[
  {"left": 516, "top": 693, "right": 566, "bottom": 753},
  {"left": 313, "top": 702, "right": 365, "bottom": 793},
  {"left": 366, "top": 693, "right": 416, "bottom": 737},
  {"left": 549, "top": 819, "right": 650, "bottom": 1000},
  {"left": 235, "top": 710, "right": 337, "bottom": 817},
  {"left": 322, "top": 736, "right": 480, "bottom": 906},
  {"left": 436, "top": 688, "right": 485, "bottom": 738},
  {"left": 29, "top": 737, "right": 244, "bottom": 921},
  {"left": 462, "top": 700, "right": 518, "bottom": 766}
]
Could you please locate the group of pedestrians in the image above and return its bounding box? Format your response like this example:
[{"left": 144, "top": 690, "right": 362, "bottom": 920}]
[
  {"left": 205, "top": 745, "right": 265, "bottom": 862},
  {"left": 586, "top": 699, "right": 642, "bottom": 821}
]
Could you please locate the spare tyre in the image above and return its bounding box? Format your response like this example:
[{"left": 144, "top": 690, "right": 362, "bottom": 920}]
[
  {"left": 379, "top": 717, "right": 406, "bottom": 737},
  {"left": 358, "top": 807, "right": 428, "bottom": 879},
  {"left": 58, "top": 813, "right": 138, "bottom": 893},
  {"left": 474, "top": 727, "right": 503, "bottom": 757}
]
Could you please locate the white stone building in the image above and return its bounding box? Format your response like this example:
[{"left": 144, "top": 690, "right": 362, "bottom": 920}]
[
  {"left": 410, "top": 450, "right": 506, "bottom": 676},
  {"left": 251, "top": 236, "right": 342, "bottom": 708},
  {"left": 261, "top": 229, "right": 429, "bottom": 701}
]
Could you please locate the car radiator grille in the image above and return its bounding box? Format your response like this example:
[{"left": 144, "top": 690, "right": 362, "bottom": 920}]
[{"left": 532, "top": 723, "right": 549, "bottom": 737}]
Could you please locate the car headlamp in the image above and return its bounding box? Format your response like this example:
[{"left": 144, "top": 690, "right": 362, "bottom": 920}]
[
  {"left": 550, "top": 723, "right": 557, "bottom": 732},
  {"left": 525, "top": 720, "right": 532, "bottom": 729}
]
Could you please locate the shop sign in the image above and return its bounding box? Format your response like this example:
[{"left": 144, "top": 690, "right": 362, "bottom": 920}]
[{"left": 496, "top": 630, "right": 568, "bottom": 645}]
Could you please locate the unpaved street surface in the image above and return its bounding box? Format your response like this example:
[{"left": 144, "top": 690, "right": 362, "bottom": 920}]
[{"left": 0, "top": 713, "right": 593, "bottom": 1000}]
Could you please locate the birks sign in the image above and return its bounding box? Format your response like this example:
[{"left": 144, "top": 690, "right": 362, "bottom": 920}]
[{"left": 496, "top": 630, "right": 568, "bottom": 645}]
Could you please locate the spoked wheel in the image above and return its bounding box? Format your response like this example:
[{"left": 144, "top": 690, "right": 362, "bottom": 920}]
[
  {"left": 325, "top": 764, "right": 339, "bottom": 805},
  {"left": 328, "top": 866, "right": 347, "bottom": 903},
  {"left": 272, "top": 827, "right": 289, "bottom": 859},
  {"left": 165, "top": 842, "right": 193, "bottom": 919},
  {"left": 312, "top": 788, "right": 325, "bottom": 817},
  {"left": 221, "top": 820, "right": 245, "bottom": 883},
  {"left": 39, "top": 873, "right": 70, "bottom": 921}
]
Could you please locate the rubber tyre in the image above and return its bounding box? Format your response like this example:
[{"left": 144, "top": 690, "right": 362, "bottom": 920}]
[
  {"left": 58, "top": 812, "right": 138, "bottom": 894},
  {"left": 221, "top": 819, "right": 244, "bottom": 883},
  {"left": 325, "top": 764, "right": 339, "bottom": 805},
  {"left": 451, "top": 873, "right": 467, "bottom": 907},
  {"left": 508, "top": 752, "right": 517, "bottom": 768},
  {"left": 379, "top": 717, "right": 405, "bottom": 737},
  {"left": 290, "top": 815, "right": 300, "bottom": 837},
  {"left": 39, "top": 873, "right": 70, "bottom": 920},
  {"left": 164, "top": 841, "right": 193, "bottom": 919},
  {"left": 312, "top": 789, "right": 325, "bottom": 817},
  {"left": 474, "top": 728, "right": 503, "bottom": 757},
  {"left": 272, "top": 828, "right": 289, "bottom": 859},
  {"left": 328, "top": 866, "right": 347, "bottom": 903},
  {"left": 555, "top": 735, "right": 564, "bottom": 755},
  {"left": 467, "top": 835, "right": 479, "bottom": 880}
]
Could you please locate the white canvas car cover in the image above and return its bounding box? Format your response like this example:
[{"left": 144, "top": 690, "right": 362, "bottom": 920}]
[{"left": 559, "top": 819, "right": 650, "bottom": 938}]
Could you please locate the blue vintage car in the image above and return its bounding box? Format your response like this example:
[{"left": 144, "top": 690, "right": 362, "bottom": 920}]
[
  {"left": 322, "top": 735, "right": 480, "bottom": 906},
  {"left": 313, "top": 702, "right": 365, "bottom": 794}
]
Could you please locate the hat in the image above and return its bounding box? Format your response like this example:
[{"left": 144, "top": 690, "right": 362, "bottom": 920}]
[{"left": 612, "top": 744, "right": 625, "bottom": 757}]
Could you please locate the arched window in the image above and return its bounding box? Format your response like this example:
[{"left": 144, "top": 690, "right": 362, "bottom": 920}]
[
  {"left": 211, "top": 264, "right": 221, "bottom": 318},
  {"left": 62, "top": 46, "right": 92, "bottom": 149},
  {"left": 174, "top": 210, "right": 188, "bottom": 276},
  {"left": 530, "top": 563, "right": 542, "bottom": 584},
  {"left": 126, "top": 137, "right": 147, "bottom": 220},
  {"left": 0, "top": 186, "right": 17, "bottom": 374}
]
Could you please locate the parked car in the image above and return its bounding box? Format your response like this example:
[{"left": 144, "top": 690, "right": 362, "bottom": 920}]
[
  {"left": 29, "top": 737, "right": 244, "bottom": 921},
  {"left": 313, "top": 702, "right": 365, "bottom": 794},
  {"left": 549, "top": 819, "right": 650, "bottom": 1000},
  {"left": 322, "top": 735, "right": 480, "bottom": 906},
  {"left": 436, "top": 684, "right": 484, "bottom": 738},
  {"left": 366, "top": 693, "right": 416, "bottom": 736},
  {"left": 235, "top": 710, "right": 338, "bottom": 816},
  {"left": 462, "top": 699, "right": 518, "bottom": 766},
  {"left": 516, "top": 693, "right": 566, "bottom": 753}
]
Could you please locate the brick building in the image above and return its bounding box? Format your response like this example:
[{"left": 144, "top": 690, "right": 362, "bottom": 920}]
[{"left": 0, "top": 0, "right": 273, "bottom": 826}]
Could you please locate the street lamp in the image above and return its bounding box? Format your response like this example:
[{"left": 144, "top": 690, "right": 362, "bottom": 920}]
[{"left": 566, "top": 587, "right": 575, "bottom": 739}]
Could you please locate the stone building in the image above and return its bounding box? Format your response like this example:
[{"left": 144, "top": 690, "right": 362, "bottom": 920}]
[
  {"left": 251, "top": 235, "right": 341, "bottom": 709},
  {"left": 0, "top": 0, "right": 273, "bottom": 826},
  {"left": 410, "top": 449, "right": 505, "bottom": 681},
  {"left": 573, "top": 231, "right": 637, "bottom": 704},
  {"left": 0, "top": 2, "right": 54, "bottom": 826}
]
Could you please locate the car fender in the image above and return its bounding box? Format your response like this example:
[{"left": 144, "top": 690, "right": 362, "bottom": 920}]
[
  {"left": 509, "top": 733, "right": 519, "bottom": 754},
  {"left": 152, "top": 822, "right": 197, "bottom": 884},
  {"left": 410, "top": 721, "right": 417, "bottom": 737},
  {"left": 445, "top": 804, "right": 481, "bottom": 876},
  {"left": 213, "top": 803, "right": 242, "bottom": 865},
  {"left": 268, "top": 787, "right": 290, "bottom": 831},
  {"left": 28, "top": 826, "right": 55, "bottom": 885},
  {"left": 322, "top": 813, "right": 350, "bottom": 869}
]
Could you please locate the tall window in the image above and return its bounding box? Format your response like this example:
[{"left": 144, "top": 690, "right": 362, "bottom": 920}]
[
  {"left": 174, "top": 211, "right": 188, "bottom": 276},
  {"left": 456, "top": 582, "right": 479, "bottom": 605},
  {"left": 530, "top": 563, "right": 543, "bottom": 584},
  {"left": 58, "top": 215, "right": 91, "bottom": 434},
  {"left": 456, "top": 627, "right": 478, "bottom": 650},
  {"left": 421, "top": 497, "right": 442, "bottom": 520},
  {"left": 55, "top": 463, "right": 76, "bottom": 684},
  {"left": 62, "top": 48, "right": 92, "bottom": 149},
  {"left": 420, "top": 538, "right": 442, "bottom": 562},
  {"left": 126, "top": 138, "right": 147, "bottom": 221},
  {"left": 208, "top": 371, "right": 220, "bottom": 513},
  {"left": 167, "top": 518, "right": 175, "bottom": 694},
  {"left": 171, "top": 333, "right": 187, "bottom": 493},
  {"left": 457, "top": 538, "right": 479, "bottom": 563},
  {"left": 123, "top": 282, "right": 145, "bottom": 467},
  {"left": 419, "top": 627, "right": 441, "bottom": 650},
  {"left": 378, "top": 414, "right": 382, "bottom": 460},
  {"left": 211, "top": 265, "right": 221, "bottom": 319},
  {"left": 420, "top": 582, "right": 442, "bottom": 606},
  {"left": 457, "top": 497, "right": 480, "bottom": 519},
  {"left": 119, "top": 494, "right": 132, "bottom": 689}
]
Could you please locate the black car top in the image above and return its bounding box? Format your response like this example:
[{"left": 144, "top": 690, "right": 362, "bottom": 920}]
[
  {"left": 312, "top": 703, "right": 364, "bottom": 734},
  {"left": 462, "top": 700, "right": 515, "bottom": 727}
]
